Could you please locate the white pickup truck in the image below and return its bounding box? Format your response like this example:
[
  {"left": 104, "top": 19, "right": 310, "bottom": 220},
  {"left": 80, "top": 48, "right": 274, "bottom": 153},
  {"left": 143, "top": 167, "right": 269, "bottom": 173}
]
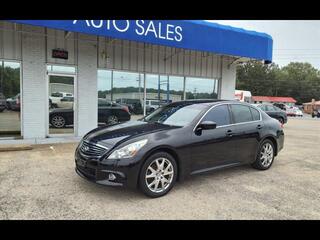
[{"left": 49, "top": 92, "right": 73, "bottom": 108}]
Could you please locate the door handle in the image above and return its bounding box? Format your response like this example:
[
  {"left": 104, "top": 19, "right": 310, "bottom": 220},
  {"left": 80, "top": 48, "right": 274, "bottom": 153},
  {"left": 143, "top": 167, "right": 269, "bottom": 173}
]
[
  {"left": 257, "top": 124, "right": 263, "bottom": 129},
  {"left": 226, "top": 129, "right": 233, "bottom": 137}
]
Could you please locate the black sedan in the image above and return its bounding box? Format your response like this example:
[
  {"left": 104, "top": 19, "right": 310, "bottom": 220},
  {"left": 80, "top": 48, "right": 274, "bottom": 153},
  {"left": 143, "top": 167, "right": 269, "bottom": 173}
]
[
  {"left": 253, "top": 103, "right": 287, "bottom": 124},
  {"left": 49, "top": 99, "right": 131, "bottom": 128},
  {"left": 75, "top": 100, "right": 284, "bottom": 198}
]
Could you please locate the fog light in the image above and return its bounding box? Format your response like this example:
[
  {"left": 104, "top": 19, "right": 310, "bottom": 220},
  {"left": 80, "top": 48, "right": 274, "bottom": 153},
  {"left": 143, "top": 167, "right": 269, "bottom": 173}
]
[{"left": 108, "top": 173, "right": 116, "bottom": 181}]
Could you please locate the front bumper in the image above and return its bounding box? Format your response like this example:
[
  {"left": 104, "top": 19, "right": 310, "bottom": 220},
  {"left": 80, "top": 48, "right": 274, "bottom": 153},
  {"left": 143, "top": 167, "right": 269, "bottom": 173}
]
[{"left": 75, "top": 149, "right": 141, "bottom": 189}]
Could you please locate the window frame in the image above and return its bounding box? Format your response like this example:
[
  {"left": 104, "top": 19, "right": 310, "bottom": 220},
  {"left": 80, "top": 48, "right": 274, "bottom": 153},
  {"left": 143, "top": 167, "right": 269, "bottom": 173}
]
[
  {"left": 202, "top": 104, "right": 232, "bottom": 127},
  {"left": 193, "top": 103, "right": 262, "bottom": 132}
]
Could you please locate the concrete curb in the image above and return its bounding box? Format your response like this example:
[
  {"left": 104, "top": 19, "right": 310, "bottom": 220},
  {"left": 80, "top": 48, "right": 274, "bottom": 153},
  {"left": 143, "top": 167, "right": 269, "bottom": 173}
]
[{"left": 0, "top": 144, "right": 33, "bottom": 152}]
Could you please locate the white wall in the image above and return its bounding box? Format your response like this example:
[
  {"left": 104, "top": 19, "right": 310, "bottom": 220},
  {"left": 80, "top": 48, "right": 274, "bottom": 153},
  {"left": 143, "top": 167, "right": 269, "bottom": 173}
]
[
  {"left": 220, "top": 59, "right": 237, "bottom": 100},
  {"left": 76, "top": 33, "right": 98, "bottom": 136},
  {"left": 21, "top": 25, "right": 46, "bottom": 139}
]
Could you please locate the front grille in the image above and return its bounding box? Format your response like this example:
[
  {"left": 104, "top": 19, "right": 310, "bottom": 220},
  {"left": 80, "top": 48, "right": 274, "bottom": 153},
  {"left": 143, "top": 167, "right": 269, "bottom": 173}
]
[{"left": 80, "top": 140, "right": 108, "bottom": 157}]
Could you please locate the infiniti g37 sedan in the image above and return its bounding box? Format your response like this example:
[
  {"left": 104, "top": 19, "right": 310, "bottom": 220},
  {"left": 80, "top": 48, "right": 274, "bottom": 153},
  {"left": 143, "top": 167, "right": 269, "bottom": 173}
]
[{"left": 75, "top": 100, "right": 284, "bottom": 198}]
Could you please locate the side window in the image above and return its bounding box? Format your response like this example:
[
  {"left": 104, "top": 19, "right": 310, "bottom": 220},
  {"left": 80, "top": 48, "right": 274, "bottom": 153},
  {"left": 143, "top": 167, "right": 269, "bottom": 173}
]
[
  {"left": 273, "top": 106, "right": 281, "bottom": 111},
  {"left": 231, "top": 104, "right": 253, "bottom": 123},
  {"left": 257, "top": 105, "right": 266, "bottom": 111},
  {"left": 202, "top": 105, "right": 231, "bottom": 127},
  {"left": 266, "top": 105, "right": 275, "bottom": 111},
  {"left": 250, "top": 107, "right": 261, "bottom": 121}
]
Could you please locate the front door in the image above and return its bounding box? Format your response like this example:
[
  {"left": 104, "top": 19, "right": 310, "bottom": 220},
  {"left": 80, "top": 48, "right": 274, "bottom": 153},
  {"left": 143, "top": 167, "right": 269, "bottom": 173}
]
[
  {"left": 190, "top": 104, "right": 238, "bottom": 172},
  {"left": 48, "top": 74, "right": 76, "bottom": 136}
]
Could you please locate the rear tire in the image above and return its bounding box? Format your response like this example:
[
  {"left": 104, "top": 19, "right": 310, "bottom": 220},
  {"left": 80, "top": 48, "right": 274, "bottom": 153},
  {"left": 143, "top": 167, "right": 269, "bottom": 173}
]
[
  {"left": 50, "top": 115, "right": 66, "bottom": 128},
  {"left": 278, "top": 118, "right": 284, "bottom": 124},
  {"left": 139, "top": 152, "right": 177, "bottom": 198},
  {"left": 252, "top": 139, "right": 275, "bottom": 170},
  {"left": 107, "top": 115, "right": 118, "bottom": 125}
]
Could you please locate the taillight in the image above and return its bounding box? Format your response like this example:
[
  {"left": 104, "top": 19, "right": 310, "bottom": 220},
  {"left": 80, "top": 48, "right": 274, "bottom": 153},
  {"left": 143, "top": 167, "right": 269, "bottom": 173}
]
[{"left": 123, "top": 106, "right": 129, "bottom": 113}]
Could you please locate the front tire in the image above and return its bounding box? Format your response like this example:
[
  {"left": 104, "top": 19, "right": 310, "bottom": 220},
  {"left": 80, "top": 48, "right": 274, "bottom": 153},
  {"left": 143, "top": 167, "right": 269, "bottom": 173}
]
[
  {"left": 139, "top": 152, "right": 177, "bottom": 198},
  {"left": 252, "top": 139, "right": 275, "bottom": 170}
]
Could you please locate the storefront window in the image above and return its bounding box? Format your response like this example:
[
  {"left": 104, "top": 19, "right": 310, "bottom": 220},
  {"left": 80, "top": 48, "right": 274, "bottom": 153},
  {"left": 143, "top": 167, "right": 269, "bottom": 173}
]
[
  {"left": 0, "top": 61, "right": 21, "bottom": 138},
  {"left": 98, "top": 70, "right": 112, "bottom": 100},
  {"left": 97, "top": 69, "right": 219, "bottom": 126},
  {"left": 185, "top": 77, "right": 218, "bottom": 100},
  {"left": 97, "top": 70, "right": 144, "bottom": 125},
  {"left": 146, "top": 74, "right": 184, "bottom": 114},
  {"left": 112, "top": 71, "right": 144, "bottom": 118}
]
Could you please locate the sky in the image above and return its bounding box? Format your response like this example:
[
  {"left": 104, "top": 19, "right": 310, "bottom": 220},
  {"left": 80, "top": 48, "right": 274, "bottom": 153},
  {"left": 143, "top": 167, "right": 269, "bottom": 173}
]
[{"left": 208, "top": 20, "right": 320, "bottom": 69}]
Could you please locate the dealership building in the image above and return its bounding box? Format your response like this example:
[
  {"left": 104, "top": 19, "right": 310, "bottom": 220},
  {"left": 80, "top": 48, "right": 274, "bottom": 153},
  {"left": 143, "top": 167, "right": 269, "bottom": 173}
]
[{"left": 0, "top": 20, "right": 273, "bottom": 143}]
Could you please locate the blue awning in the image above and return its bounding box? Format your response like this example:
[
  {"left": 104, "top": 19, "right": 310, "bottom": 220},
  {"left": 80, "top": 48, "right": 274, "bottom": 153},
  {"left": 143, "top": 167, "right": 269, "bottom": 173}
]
[{"left": 9, "top": 20, "right": 273, "bottom": 63}]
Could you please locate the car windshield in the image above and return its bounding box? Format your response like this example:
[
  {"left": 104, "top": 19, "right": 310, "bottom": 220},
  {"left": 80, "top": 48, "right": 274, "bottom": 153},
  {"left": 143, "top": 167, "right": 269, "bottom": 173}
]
[{"left": 142, "top": 104, "right": 205, "bottom": 127}]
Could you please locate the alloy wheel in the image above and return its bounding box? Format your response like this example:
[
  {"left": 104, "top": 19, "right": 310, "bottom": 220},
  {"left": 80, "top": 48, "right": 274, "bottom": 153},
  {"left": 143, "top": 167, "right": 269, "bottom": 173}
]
[
  {"left": 260, "top": 142, "right": 274, "bottom": 167},
  {"left": 107, "top": 115, "right": 118, "bottom": 124},
  {"left": 145, "top": 157, "right": 174, "bottom": 193},
  {"left": 52, "top": 116, "right": 65, "bottom": 128}
]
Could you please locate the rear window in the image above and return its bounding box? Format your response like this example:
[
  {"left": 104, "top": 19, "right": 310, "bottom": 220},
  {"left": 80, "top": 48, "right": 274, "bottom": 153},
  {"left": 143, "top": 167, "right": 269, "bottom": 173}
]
[
  {"left": 231, "top": 104, "right": 253, "bottom": 123},
  {"left": 250, "top": 107, "right": 261, "bottom": 121}
]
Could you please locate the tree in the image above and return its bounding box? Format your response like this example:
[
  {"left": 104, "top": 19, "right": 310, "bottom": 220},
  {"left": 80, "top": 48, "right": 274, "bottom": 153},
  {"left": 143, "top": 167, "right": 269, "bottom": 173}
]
[
  {"left": 236, "top": 61, "right": 320, "bottom": 104},
  {"left": 236, "top": 61, "right": 280, "bottom": 96}
]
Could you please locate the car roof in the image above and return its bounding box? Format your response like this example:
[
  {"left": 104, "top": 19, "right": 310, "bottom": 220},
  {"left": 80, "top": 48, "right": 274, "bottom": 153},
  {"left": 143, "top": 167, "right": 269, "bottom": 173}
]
[{"left": 167, "top": 99, "right": 245, "bottom": 107}]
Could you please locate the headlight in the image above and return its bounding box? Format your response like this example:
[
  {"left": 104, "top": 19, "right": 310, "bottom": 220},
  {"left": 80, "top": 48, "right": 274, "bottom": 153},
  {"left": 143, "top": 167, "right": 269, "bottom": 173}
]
[{"left": 107, "top": 139, "right": 148, "bottom": 159}]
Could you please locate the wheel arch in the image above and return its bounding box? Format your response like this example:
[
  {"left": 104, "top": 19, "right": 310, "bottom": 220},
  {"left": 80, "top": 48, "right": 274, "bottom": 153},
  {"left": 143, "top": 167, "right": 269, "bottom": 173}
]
[
  {"left": 261, "top": 135, "right": 278, "bottom": 156},
  {"left": 137, "top": 146, "right": 182, "bottom": 187}
]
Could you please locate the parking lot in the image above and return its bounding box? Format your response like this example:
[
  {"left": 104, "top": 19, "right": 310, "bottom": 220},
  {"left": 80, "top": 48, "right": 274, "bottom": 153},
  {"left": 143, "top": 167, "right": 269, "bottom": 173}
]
[{"left": 0, "top": 117, "right": 319, "bottom": 219}]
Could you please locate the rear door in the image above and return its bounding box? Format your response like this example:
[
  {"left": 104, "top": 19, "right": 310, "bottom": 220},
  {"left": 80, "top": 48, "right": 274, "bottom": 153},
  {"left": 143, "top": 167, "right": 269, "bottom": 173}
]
[{"left": 229, "top": 104, "right": 262, "bottom": 163}]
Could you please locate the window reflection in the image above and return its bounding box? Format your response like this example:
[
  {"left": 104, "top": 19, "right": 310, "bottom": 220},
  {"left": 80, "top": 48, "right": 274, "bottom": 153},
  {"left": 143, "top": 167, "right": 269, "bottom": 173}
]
[
  {"left": 185, "top": 77, "right": 218, "bottom": 100},
  {"left": 113, "top": 71, "right": 144, "bottom": 116},
  {"left": 146, "top": 75, "right": 184, "bottom": 114},
  {"left": 97, "top": 69, "right": 219, "bottom": 126},
  {"left": 0, "top": 61, "right": 21, "bottom": 138}
]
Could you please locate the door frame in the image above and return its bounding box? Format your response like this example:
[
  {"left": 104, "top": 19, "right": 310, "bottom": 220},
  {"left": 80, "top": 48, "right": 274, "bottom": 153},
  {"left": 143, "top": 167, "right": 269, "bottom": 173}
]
[{"left": 46, "top": 71, "right": 77, "bottom": 138}]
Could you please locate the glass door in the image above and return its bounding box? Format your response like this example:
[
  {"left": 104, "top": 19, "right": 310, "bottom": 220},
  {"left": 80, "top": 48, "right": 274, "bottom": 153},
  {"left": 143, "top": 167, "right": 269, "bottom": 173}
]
[{"left": 48, "top": 74, "right": 75, "bottom": 135}]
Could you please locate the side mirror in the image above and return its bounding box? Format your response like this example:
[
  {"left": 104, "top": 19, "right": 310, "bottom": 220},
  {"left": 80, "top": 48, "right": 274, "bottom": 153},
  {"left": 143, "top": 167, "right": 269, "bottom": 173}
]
[{"left": 197, "top": 121, "right": 217, "bottom": 130}]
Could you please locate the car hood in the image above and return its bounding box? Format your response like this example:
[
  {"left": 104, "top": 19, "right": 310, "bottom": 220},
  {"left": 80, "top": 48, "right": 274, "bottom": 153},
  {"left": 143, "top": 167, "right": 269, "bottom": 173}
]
[{"left": 84, "top": 120, "right": 179, "bottom": 148}]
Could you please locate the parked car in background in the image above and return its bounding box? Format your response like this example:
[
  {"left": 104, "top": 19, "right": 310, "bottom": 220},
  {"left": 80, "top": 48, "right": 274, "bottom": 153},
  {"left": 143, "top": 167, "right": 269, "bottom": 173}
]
[
  {"left": 56, "top": 96, "right": 74, "bottom": 109},
  {"left": 294, "top": 108, "right": 303, "bottom": 117},
  {"left": 75, "top": 100, "right": 284, "bottom": 197},
  {"left": 0, "top": 92, "right": 6, "bottom": 112},
  {"left": 285, "top": 107, "right": 296, "bottom": 117},
  {"left": 6, "top": 93, "right": 20, "bottom": 111},
  {"left": 253, "top": 103, "right": 287, "bottom": 124},
  {"left": 116, "top": 98, "right": 143, "bottom": 114},
  {"left": 49, "top": 92, "right": 73, "bottom": 108},
  {"left": 273, "top": 103, "right": 287, "bottom": 111},
  {"left": 312, "top": 109, "right": 320, "bottom": 118},
  {"left": 49, "top": 99, "right": 130, "bottom": 128}
]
